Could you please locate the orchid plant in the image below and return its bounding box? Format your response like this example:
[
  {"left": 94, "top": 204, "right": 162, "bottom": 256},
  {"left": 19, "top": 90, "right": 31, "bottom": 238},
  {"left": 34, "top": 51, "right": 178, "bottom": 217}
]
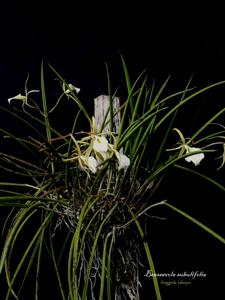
[{"left": 0, "top": 57, "right": 225, "bottom": 300}]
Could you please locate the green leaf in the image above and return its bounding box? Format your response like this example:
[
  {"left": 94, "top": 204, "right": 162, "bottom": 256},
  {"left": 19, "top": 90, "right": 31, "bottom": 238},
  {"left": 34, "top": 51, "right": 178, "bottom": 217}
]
[
  {"left": 128, "top": 207, "right": 162, "bottom": 300},
  {"left": 165, "top": 202, "right": 225, "bottom": 244}
]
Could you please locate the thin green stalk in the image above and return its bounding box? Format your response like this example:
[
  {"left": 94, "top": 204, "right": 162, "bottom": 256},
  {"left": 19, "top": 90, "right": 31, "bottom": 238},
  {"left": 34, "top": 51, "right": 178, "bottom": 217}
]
[
  {"left": 106, "top": 228, "right": 115, "bottom": 300},
  {"left": 0, "top": 205, "right": 38, "bottom": 274},
  {"left": 49, "top": 221, "right": 66, "bottom": 300},
  {"left": 120, "top": 55, "right": 134, "bottom": 113},
  {"left": 57, "top": 231, "right": 71, "bottom": 266},
  {"left": 174, "top": 164, "right": 225, "bottom": 192},
  {"left": 0, "top": 106, "right": 48, "bottom": 143},
  {"left": 131, "top": 77, "right": 148, "bottom": 123},
  {"left": 65, "top": 109, "right": 81, "bottom": 189},
  {"left": 48, "top": 63, "right": 91, "bottom": 123},
  {"left": 189, "top": 106, "right": 225, "bottom": 143},
  {"left": 165, "top": 202, "right": 225, "bottom": 244},
  {"left": 154, "top": 80, "right": 225, "bottom": 131},
  {"left": 17, "top": 240, "right": 39, "bottom": 297},
  {"left": 41, "top": 62, "right": 54, "bottom": 175},
  {"left": 41, "top": 61, "right": 51, "bottom": 142},
  {"left": 99, "top": 233, "right": 111, "bottom": 300},
  {"left": 116, "top": 70, "right": 146, "bottom": 144},
  {"left": 35, "top": 226, "right": 45, "bottom": 300},
  {"left": 147, "top": 149, "right": 213, "bottom": 184},
  {"left": 5, "top": 212, "right": 52, "bottom": 300},
  {"left": 4, "top": 209, "right": 38, "bottom": 299},
  {"left": 130, "top": 126, "right": 144, "bottom": 157},
  {"left": 130, "top": 110, "right": 157, "bottom": 163},
  {"left": 76, "top": 209, "right": 101, "bottom": 268},
  {"left": 152, "top": 76, "right": 194, "bottom": 169},
  {"left": 150, "top": 75, "right": 170, "bottom": 109},
  {"left": 142, "top": 81, "right": 154, "bottom": 113},
  {"left": 128, "top": 207, "right": 162, "bottom": 300},
  {"left": 0, "top": 128, "right": 37, "bottom": 157},
  {"left": 0, "top": 195, "right": 59, "bottom": 205},
  {"left": 0, "top": 153, "right": 48, "bottom": 174},
  {"left": 81, "top": 204, "right": 117, "bottom": 300},
  {"left": 67, "top": 196, "right": 94, "bottom": 300},
  {"left": 124, "top": 77, "right": 148, "bottom": 153},
  {"left": 118, "top": 107, "right": 166, "bottom": 148}
]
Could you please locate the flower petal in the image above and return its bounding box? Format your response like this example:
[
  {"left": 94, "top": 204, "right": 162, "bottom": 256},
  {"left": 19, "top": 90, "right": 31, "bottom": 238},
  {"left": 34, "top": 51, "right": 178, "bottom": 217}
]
[
  {"left": 115, "top": 151, "right": 130, "bottom": 170},
  {"left": 8, "top": 94, "right": 26, "bottom": 104},
  {"left": 93, "top": 136, "right": 108, "bottom": 153},
  {"left": 64, "top": 83, "right": 80, "bottom": 94},
  {"left": 27, "top": 90, "right": 40, "bottom": 95},
  {"left": 87, "top": 156, "right": 98, "bottom": 173},
  {"left": 184, "top": 146, "right": 205, "bottom": 166}
]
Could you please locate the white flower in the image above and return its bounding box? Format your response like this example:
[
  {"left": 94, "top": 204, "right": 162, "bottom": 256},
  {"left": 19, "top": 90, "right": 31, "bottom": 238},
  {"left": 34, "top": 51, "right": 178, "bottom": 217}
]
[
  {"left": 8, "top": 94, "right": 26, "bottom": 104},
  {"left": 93, "top": 136, "right": 108, "bottom": 153},
  {"left": 184, "top": 145, "right": 205, "bottom": 166},
  {"left": 8, "top": 90, "right": 39, "bottom": 105},
  {"left": 79, "top": 155, "right": 98, "bottom": 173},
  {"left": 115, "top": 151, "right": 130, "bottom": 170},
  {"left": 63, "top": 83, "right": 80, "bottom": 94},
  {"left": 87, "top": 156, "right": 98, "bottom": 173}
]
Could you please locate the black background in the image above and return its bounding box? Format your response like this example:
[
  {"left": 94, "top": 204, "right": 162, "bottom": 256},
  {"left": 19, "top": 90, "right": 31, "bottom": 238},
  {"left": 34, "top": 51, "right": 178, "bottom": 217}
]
[{"left": 0, "top": 2, "right": 225, "bottom": 299}]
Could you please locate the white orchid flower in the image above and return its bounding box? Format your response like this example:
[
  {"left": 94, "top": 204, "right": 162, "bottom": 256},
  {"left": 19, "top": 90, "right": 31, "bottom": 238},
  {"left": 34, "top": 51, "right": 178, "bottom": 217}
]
[
  {"left": 63, "top": 83, "right": 80, "bottom": 95},
  {"left": 8, "top": 73, "right": 39, "bottom": 106},
  {"left": 93, "top": 135, "right": 108, "bottom": 153},
  {"left": 184, "top": 145, "right": 205, "bottom": 166},
  {"left": 167, "top": 129, "right": 205, "bottom": 167},
  {"left": 8, "top": 94, "right": 26, "bottom": 104},
  {"left": 79, "top": 155, "right": 98, "bottom": 173},
  {"left": 115, "top": 151, "right": 130, "bottom": 170},
  {"left": 8, "top": 90, "right": 39, "bottom": 105},
  {"left": 87, "top": 156, "right": 98, "bottom": 173}
]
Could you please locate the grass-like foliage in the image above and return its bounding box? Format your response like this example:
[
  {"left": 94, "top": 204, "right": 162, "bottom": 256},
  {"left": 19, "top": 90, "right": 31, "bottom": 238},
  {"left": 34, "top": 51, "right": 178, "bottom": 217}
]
[{"left": 0, "top": 57, "right": 225, "bottom": 299}]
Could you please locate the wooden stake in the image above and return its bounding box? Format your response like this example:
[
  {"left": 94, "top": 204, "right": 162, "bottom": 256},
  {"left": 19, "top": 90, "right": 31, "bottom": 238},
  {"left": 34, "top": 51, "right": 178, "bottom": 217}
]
[{"left": 94, "top": 95, "right": 120, "bottom": 134}]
